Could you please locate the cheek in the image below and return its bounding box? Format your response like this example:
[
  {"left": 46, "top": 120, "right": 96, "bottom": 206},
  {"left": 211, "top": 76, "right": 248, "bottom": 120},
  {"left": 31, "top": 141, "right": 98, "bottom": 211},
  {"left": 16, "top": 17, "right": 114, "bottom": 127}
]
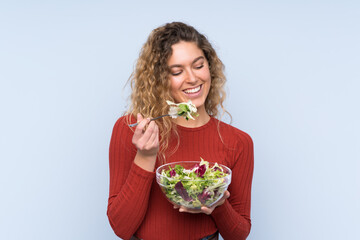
[
  {"left": 200, "top": 64, "right": 211, "bottom": 81},
  {"left": 169, "top": 79, "right": 180, "bottom": 99},
  {"left": 201, "top": 70, "right": 211, "bottom": 83},
  {"left": 169, "top": 77, "right": 182, "bottom": 92}
]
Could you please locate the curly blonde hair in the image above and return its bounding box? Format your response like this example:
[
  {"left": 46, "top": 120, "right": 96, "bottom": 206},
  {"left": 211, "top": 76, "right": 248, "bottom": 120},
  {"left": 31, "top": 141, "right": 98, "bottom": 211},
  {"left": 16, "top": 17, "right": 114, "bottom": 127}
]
[{"left": 126, "top": 22, "right": 228, "bottom": 163}]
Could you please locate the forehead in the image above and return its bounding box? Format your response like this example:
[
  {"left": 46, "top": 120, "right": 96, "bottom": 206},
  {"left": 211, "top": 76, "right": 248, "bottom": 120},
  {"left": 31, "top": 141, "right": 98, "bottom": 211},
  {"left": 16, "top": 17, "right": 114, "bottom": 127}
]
[{"left": 168, "top": 41, "right": 204, "bottom": 65}]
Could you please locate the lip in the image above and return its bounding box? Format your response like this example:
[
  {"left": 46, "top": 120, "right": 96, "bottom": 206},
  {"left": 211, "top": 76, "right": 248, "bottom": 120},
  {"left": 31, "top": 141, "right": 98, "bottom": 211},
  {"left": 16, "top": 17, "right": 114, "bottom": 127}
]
[{"left": 182, "top": 84, "right": 203, "bottom": 98}]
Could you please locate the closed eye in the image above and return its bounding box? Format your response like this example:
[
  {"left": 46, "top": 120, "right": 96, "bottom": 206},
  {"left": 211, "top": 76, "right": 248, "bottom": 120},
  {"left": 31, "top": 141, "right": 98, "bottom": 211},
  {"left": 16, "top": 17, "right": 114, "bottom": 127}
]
[
  {"left": 171, "top": 71, "right": 182, "bottom": 76},
  {"left": 195, "top": 65, "right": 204, "bottom": 69}
]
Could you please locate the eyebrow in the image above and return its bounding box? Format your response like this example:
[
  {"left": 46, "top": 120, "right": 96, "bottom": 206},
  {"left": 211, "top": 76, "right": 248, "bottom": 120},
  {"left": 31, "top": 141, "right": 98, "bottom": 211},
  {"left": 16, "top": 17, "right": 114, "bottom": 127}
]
[{"left": 169, "top": 56, "right": 205, "bottom": 68}]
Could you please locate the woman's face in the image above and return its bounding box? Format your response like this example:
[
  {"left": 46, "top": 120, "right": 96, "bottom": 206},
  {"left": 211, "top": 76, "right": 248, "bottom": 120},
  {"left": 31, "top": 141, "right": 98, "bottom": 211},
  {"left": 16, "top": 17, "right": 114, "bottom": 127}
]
[{"left": 167, "top": 41, "right": 211, "bottom": 110}]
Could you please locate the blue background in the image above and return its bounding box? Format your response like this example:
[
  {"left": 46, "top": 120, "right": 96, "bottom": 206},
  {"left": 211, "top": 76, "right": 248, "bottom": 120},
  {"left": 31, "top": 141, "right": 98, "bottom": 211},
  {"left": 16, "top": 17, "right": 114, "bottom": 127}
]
[{"left": 1, "top": 1, "right": 359, "bottom": 239}]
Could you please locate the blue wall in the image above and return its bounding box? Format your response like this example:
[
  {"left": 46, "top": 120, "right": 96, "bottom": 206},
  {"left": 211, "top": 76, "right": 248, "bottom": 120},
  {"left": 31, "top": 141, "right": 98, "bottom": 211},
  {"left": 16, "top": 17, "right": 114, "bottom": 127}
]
[{"left": 1, "top": 1, "right": 359, "bottom": 239}]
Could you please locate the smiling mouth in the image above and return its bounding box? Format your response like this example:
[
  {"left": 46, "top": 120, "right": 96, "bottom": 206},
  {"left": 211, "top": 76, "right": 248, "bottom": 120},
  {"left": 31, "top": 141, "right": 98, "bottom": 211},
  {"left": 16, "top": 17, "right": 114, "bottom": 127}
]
[{"left": 183, "top": 85, "right": 202, "bottom": 94}]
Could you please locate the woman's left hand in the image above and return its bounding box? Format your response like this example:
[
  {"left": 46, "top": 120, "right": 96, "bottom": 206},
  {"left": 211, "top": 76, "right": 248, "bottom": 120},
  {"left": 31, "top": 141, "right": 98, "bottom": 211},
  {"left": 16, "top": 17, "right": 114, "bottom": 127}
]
[{"left": 173, "top": 191, "right": 230, "bottom": 215}]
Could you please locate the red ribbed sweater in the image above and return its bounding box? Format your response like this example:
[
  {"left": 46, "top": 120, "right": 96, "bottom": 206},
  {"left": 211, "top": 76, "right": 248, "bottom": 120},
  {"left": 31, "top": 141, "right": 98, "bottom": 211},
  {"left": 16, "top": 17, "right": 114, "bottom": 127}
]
[{"left": 107, "top": 116, "right": 254, "bottom": 240}]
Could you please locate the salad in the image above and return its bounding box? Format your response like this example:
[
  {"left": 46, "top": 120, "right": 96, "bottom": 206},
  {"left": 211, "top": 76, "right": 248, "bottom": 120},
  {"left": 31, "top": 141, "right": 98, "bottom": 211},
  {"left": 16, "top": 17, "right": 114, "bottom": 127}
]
[
  {"left": 158, "top": 158, "right": 231, "bottom": 209},
  {"left": 166, "top": 100, "right": 199, "bottom": 120}
]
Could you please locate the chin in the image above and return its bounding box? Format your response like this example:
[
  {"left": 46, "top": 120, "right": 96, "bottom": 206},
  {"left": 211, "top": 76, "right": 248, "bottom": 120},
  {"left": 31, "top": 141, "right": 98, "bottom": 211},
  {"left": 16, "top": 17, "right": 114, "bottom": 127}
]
[{"left": 192, "top": 99, "right": 206, "bottom": 109}]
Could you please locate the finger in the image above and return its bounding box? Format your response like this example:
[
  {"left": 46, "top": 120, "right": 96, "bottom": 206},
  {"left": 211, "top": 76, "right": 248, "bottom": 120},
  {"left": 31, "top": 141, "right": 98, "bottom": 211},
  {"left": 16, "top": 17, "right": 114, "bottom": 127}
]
[
  {"left": 199, "top": 191, "right": 231, "bottom": 215},
  {"left": 221, "top": 190, "right": 230, "bottom": 201},
  {"left": 139, "top": 120, "right": 156, "bottom": 143},
  {"left": 178, "top": 207, "right": 202, "bottom": 214},
  {"left": 147, "top": 122, "right": 159, "bottom": 147},
  {"left": 217, "top": 191, "right": 230, "bottom": 202},
  {"left": 134, "top": 117, "right": 150, "bottom": 136},
  {"left": 224, "top": 190, "right": 230, "bottom": 199},
  {"left": 200, "top": 206, "right": 212, "bottom": 215},
  {"left": 153, "top": 124, "right": 159, "bottom": 146},
  {"left": 212, "top": 191, "right": 230, "bottom": 207},
  {"left": 137, "top": 113, "right": 143, "bottom": 123}
]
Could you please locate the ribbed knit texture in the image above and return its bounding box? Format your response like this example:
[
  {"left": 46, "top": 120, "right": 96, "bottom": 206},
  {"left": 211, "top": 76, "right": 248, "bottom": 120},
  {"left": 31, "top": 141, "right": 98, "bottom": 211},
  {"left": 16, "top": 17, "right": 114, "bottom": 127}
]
[{"left": 107, "top": 116, "right": 254, "bottom": 240}]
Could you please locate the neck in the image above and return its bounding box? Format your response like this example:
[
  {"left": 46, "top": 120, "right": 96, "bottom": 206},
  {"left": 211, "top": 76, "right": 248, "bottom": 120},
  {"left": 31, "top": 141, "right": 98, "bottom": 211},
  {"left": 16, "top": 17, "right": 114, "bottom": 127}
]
[{"left": 173, "top": 105, "right": 210, "bottom": 128}]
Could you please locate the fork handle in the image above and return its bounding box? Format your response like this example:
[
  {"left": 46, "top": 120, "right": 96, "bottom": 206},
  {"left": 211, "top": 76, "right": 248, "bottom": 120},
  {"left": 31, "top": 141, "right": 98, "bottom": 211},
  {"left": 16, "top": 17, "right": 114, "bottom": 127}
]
[{"left": 128, "top": 114, "right": 170, "bottom": 127}]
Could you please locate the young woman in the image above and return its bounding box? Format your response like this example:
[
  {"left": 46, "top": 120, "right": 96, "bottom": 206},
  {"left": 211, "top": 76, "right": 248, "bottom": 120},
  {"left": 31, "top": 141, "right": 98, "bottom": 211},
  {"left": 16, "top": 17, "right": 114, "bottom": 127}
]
[{"left": 107, "top": 22, "right": 254, "bottom": 240}]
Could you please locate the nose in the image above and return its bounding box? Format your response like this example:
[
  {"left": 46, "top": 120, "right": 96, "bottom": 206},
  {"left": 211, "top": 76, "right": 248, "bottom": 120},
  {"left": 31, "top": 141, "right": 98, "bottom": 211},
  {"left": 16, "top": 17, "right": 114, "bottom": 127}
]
[{"left": 186, "top": 69, "right": 197, "bottom": 83}]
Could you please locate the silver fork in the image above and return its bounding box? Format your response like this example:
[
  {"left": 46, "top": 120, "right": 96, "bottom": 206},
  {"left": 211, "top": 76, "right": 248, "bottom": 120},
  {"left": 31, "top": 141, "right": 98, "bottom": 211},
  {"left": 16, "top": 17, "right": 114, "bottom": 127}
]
[{"left": 128, "top": 114, "right": 171, "bottom": 127}]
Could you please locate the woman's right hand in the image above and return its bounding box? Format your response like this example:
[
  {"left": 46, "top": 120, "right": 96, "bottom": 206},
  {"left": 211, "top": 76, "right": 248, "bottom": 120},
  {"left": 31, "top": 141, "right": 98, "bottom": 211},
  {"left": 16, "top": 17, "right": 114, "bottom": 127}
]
[{"left": 132, "top": 113, "right": 159, "bottom": 158}]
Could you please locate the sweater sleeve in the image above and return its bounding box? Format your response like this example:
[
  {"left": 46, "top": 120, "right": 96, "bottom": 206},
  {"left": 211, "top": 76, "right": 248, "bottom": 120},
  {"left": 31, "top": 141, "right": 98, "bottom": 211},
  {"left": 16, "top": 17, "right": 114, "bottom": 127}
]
[
  {"left": 211, "top": 131, "right": 254, "bottom": 240},
  {"left": 107, "top": 117, "right": 155, "bottom": 240}
]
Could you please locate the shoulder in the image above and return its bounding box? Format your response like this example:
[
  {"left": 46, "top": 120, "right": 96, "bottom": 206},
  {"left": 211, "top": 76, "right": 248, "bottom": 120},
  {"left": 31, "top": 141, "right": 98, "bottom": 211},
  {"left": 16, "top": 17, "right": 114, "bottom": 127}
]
[
  {"left": 109, "top": 114, "right": 137, "bottom": 152},
  {"left": 212, "top": 118, "right": 254, "bottom": 148},
  {"left": 113, "top": 114, "right": 134, "bottom": 126},
  {"left": 111, "top": 114, "right": 136, "bottom": 136}
]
